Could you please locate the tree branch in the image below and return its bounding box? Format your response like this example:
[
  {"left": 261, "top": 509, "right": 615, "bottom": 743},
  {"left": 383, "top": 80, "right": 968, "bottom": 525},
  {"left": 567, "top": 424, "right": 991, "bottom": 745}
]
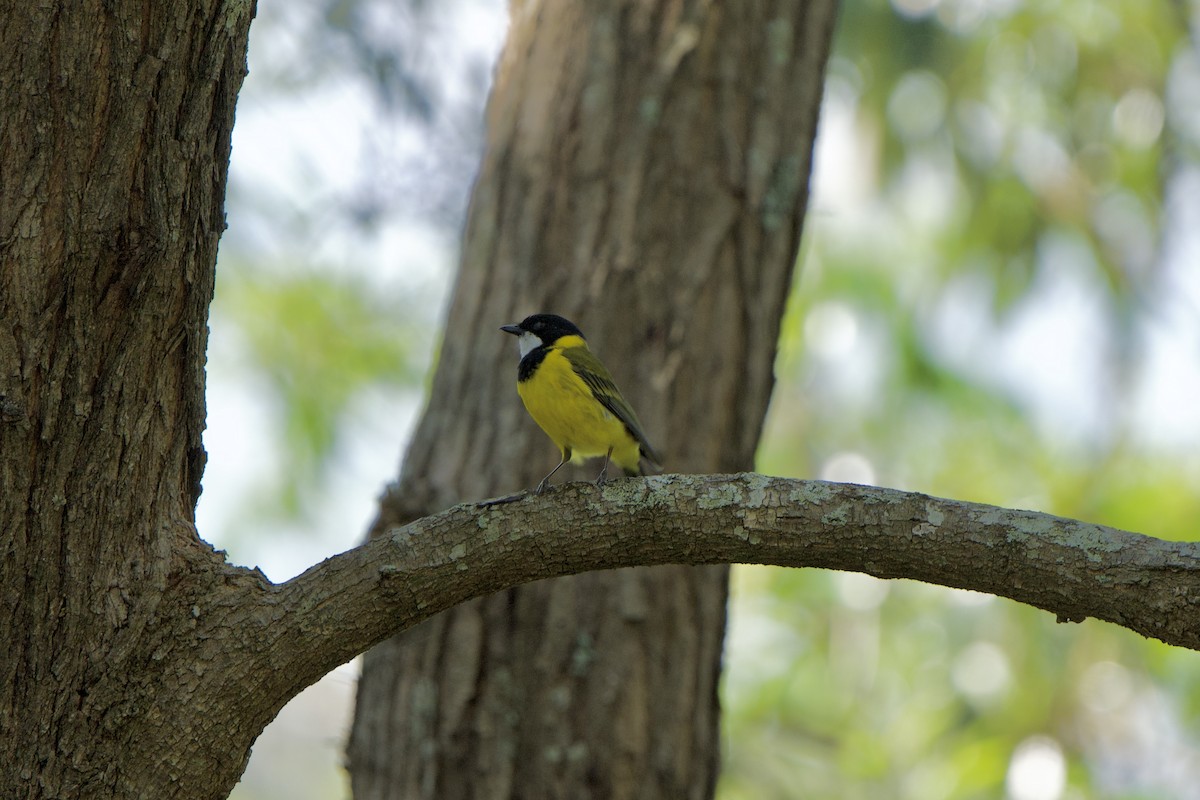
[{"left": 273, "top": 474, "right": 1200, "bottom": 690}]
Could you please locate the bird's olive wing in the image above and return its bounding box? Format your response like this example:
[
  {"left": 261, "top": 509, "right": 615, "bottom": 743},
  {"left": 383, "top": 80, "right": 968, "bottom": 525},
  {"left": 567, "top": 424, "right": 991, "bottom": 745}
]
[{"left": 562, "top": 346, "right": 662, "bottom": 466}]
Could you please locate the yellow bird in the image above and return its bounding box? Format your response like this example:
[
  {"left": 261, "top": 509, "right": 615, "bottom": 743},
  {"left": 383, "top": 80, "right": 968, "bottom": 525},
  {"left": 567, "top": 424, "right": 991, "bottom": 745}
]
[{"left": 501, "top": 313, "right": 661, "bottom": 493}]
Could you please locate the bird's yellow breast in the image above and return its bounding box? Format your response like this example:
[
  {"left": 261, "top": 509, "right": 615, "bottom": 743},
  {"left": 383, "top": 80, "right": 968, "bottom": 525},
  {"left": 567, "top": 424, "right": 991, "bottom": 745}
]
[{"left": 517, "top": 344, "right": 642, "bottom": 471}]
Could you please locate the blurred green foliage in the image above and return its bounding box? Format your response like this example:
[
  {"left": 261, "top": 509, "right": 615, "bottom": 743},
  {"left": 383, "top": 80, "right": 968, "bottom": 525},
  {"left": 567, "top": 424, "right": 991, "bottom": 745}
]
[
  {"left": 212, "top": 266, "right": 424, "bottom": 519},
  {"left": 721, "top": 0, "right": 1200, "bottom": 798}
]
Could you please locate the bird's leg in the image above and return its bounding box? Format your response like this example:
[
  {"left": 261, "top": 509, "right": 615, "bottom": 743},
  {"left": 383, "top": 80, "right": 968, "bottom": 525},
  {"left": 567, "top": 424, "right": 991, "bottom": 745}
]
[
  {"left": 536, "top": 451, "right": 569, "bottom": 495},
  {"left": 595, "top": 447, "right": 613, "bottom": 487}
]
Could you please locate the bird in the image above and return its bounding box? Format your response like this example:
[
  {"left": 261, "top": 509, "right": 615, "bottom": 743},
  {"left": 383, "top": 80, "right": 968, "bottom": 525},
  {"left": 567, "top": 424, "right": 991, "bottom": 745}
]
[{"left": 500, "top": 313, "right": 661, "bottom": 494}]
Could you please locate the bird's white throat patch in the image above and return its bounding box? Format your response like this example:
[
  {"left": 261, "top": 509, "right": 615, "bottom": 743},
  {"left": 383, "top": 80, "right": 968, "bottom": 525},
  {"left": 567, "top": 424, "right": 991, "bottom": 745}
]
[{"left": 516, "top": 331, "right": 543, "bottom": 358}]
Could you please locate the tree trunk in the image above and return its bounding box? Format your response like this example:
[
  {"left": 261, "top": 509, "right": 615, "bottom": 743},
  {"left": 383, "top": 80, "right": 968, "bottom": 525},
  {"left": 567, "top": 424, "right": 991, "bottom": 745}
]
[
  {"left": 347, "top": 2, "right": 838, "bottom": 798},
  {"left": 0, "top": 1, "right": 255, "bottom": 797}
]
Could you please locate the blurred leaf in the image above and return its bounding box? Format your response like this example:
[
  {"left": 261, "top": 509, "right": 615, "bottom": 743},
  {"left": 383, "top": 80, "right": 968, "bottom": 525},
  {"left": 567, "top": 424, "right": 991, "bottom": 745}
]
[
  {"left": 729, "top": 0, "right": 1200, "bottom": 797},
  {"left": 215, "top": 266, "right": 423, "bottom": 517}
]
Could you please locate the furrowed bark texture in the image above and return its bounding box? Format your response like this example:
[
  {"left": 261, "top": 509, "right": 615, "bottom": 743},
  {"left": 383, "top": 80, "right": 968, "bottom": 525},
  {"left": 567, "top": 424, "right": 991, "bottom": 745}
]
[
  {"left": 347, "top": 2, "right": 838, "bottom": 799},
  {"left": 0, "top": 1, "right": 256, "bottom": 797}
]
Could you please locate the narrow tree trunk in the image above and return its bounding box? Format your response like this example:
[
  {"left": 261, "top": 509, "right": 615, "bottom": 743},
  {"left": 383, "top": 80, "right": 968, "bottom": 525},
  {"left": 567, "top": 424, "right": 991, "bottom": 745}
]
[
  {"left": 347, "top": 2, "right": 838, "bottom": 798},
  {"left": 0, "top": 1, "right": 254, "bottom": 797}
]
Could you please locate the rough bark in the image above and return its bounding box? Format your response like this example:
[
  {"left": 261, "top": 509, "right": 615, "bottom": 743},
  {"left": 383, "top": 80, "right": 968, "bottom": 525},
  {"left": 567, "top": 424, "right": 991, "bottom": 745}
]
[
  {"left": 346, "top": 2, "right": 839, "bottom": 798},
  {"left": 0, "top": 0, "right": 256, "bottom": 797}
]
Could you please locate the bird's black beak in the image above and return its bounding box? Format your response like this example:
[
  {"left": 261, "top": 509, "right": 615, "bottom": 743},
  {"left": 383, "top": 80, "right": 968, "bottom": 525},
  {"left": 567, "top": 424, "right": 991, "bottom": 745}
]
[{"left": 500, "top": 324, "right": 523, "bottom": 336}]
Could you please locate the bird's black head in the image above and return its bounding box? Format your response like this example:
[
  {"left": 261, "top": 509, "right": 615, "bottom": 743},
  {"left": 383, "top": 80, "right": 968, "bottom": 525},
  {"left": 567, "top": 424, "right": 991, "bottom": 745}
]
[
  {"left": 501, "top": 314, "right": 587, "bottom": 360},
  {"left": 513, "top": 314, "right": 585, "bottom": 341},
  {"left": 501, "top": 313, "right": 586, "bottom": 346}
]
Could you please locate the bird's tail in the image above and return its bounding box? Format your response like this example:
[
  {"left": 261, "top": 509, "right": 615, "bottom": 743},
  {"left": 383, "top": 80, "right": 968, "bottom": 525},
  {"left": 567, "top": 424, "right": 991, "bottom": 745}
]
[{"left": 626, "top": 446, "right": 662, "bottom": 477}]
